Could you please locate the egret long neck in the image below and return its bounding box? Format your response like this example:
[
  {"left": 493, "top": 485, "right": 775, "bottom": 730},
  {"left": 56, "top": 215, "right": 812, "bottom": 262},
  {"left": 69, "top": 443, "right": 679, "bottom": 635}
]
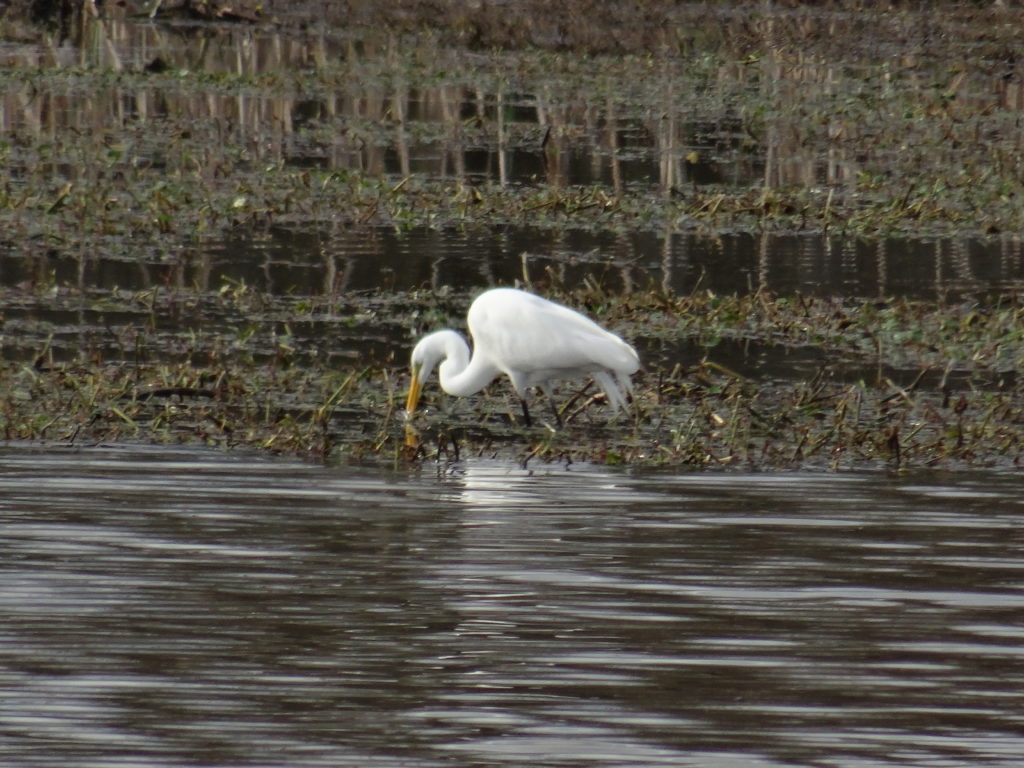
[{"left": 438, "top": 336, "right": 499, "bottom": 397}]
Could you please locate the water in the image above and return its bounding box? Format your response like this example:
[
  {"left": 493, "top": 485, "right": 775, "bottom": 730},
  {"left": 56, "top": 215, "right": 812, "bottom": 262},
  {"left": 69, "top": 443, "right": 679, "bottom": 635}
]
[
  {"left": 9, "top": 228, "right": 1024, "bottom": 299},
  {"left": 4, "top": 228, "right": 1024, "bottom": 372},
  {"left": 2, "top": 446, "right": 1024, "bottom": 767}
]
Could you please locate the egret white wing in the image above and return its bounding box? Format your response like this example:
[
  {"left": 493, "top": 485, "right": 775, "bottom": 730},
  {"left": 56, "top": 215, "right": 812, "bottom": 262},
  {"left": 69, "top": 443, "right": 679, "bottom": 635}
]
[{"left": 468, "top": 289, "right": 639, "bottom": 379}]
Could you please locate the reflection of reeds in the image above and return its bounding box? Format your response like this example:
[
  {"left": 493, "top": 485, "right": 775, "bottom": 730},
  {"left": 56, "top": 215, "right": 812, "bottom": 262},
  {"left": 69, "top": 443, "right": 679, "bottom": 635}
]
[
  {"left": 5, "top": 4, "right": 1024, "bottom": 299},
  {"left": 3, "top": 3, "right": 1020, "bottom": 214},
  {"left": 0, "top": 8, "right": 775, "bottom": 191}
]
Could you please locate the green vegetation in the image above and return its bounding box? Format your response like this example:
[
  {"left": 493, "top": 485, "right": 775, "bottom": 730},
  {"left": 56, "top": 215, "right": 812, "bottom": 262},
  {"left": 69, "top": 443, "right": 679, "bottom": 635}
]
[
  {"left": 3, "top": 3, "right": 1024, "bottom": 469},
  {"left": 3, "top": 283, "right": 1024, "bottom": 470}
]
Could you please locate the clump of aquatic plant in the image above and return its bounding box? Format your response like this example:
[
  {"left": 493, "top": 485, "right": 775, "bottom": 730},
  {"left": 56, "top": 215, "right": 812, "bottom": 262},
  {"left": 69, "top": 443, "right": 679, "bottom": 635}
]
[{"left": 6, "top": 279, "right": 1024, "bottom": 470}]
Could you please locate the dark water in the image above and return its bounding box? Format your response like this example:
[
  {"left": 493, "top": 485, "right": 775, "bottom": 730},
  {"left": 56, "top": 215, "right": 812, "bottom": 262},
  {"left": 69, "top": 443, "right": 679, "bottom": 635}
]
[
  {"left": 2, "top": 446, "right": 1024, "bottom": 767},
  {"left": 6, "top": 226, "right": 1024, "bottom": 300},
  {"left": 3, "top": 226, "right": 1021, "bottom": 387}
]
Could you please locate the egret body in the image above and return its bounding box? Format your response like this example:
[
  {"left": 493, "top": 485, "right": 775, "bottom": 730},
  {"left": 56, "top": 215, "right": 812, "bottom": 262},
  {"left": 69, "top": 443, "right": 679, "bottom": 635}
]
[{"left": 405, "top": 287, "right": 640, "bottom": 425}]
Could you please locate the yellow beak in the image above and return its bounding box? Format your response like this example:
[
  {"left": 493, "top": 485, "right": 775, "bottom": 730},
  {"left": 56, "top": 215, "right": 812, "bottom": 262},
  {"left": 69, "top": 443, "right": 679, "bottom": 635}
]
[{"left": 405, "top": 370, "right": 422, "bottom": 415}]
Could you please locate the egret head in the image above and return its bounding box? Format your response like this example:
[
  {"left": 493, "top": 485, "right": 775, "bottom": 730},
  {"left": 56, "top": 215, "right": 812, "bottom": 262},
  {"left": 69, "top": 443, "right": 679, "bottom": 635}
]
[{"left": 405, "top": 331, "right": 450, "bottom": 415}]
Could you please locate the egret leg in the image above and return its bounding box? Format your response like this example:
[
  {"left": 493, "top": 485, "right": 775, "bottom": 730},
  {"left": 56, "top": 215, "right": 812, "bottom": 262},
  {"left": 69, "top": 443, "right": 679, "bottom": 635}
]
[
  {"left": 538, "top": 385, "right": 563, "bottom": 428},
  {"left": 547, "top": 394, "right": 563, "bottom": 427},
  {"left": 519, "top": 397, "right": 533, "bottom": 427}
]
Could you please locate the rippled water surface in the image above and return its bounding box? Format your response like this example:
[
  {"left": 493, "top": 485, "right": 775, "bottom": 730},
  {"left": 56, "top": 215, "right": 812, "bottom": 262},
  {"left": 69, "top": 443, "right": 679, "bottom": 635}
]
[{"left": 2, "top": 447, "right": 1023, "bottom": 767}]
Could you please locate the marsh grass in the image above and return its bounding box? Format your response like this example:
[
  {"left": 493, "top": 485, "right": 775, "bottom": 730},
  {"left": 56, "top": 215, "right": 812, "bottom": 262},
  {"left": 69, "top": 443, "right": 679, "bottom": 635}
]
[
  {"left": 6, "top": 3, "right": 1024, "bottom": 248},
  {"left": 5, "top": 3, "right": 1024, "bottom": 468},
  {"left": 3, "top": 283, "right": 1024, "bottom": 470}
]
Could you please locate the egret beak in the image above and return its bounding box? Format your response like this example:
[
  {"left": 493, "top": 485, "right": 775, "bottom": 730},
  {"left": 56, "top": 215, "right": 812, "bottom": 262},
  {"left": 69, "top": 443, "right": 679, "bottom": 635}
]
[
  {"left": 405, "top": 369, "right": 422, "bottom": 416},
  {"left": 404, "top": 368, "right": 423, "bottom": 450}
]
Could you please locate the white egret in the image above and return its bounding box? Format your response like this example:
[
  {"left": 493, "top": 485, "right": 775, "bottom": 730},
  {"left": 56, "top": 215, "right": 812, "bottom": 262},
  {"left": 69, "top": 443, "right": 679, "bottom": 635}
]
[{"left": 405, "top": 287, "right": 640, "bottom": 426}]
